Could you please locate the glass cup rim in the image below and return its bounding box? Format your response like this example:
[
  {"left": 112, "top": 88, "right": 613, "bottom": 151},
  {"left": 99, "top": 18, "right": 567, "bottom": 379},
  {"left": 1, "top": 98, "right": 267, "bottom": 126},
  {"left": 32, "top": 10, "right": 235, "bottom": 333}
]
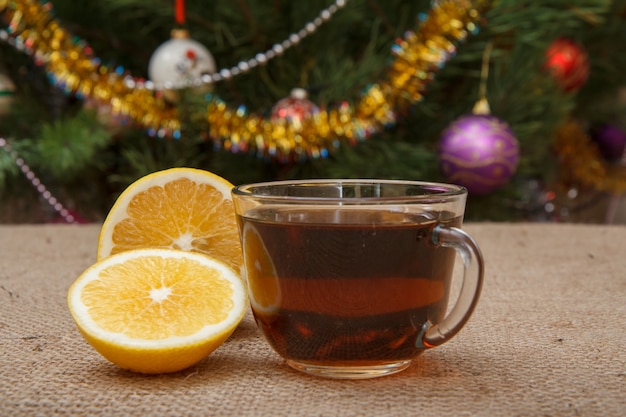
[{"left": 232, "top": 178, "right": 467, "bottom": 204}]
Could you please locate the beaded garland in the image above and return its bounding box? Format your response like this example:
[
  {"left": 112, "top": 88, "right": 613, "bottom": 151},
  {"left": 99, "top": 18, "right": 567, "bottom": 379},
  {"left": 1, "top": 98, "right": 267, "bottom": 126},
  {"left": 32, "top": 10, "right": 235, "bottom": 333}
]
[
  {"left": 0, "top": 137, "right": 78, "bottom": 223},
  {"left": 152, "top": 0, "right": 353, "bottom": 91},
  {"left": 0, "top": 0, "right": 483, "bottom": 161}
]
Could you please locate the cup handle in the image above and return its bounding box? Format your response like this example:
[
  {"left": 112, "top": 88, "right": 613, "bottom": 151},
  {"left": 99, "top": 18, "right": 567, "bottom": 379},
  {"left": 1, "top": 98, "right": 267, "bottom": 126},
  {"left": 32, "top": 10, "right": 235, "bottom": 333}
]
[{"left": 417, "top": 225, "right": 484, "bottom": 349}]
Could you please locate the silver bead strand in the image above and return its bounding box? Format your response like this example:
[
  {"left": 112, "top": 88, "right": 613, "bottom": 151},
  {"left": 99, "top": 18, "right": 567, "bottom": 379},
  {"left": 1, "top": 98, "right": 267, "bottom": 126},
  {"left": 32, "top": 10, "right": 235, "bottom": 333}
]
[
  {"left": 151, "top": 0, "right": 351, "bottom": 90},
  {"left": 0, "top": 137, "right": 77, "bottom": 224},
  {"left": 0, "top": 0, "right": 351, "bottom": 91}
]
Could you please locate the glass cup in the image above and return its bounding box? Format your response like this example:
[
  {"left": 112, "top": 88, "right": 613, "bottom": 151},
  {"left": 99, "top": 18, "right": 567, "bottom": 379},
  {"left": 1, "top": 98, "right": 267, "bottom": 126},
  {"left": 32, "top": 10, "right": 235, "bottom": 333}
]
[{"left": 232, "top": 179, "right": 484, "bottom": 379}]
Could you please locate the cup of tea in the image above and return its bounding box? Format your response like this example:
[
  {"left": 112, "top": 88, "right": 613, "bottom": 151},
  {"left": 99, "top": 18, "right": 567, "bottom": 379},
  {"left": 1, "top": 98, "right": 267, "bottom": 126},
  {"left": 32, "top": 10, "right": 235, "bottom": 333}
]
[{"left": 232, "top": 179, "right": 484, "bottom": 379}]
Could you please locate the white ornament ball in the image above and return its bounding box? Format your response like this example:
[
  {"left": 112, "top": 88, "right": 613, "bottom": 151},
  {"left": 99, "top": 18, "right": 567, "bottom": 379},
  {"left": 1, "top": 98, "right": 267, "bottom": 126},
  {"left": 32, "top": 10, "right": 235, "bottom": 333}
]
[{"left": 148, "top": 29, "right": 216, "bottom": 90}]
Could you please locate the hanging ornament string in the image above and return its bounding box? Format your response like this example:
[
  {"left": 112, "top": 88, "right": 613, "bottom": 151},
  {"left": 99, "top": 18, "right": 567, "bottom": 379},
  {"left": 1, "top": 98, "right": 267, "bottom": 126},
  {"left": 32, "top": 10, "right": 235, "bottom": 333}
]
[
  {"left": 0, "top": 0, "right": 485, "bottom": 161},
  {"left": 175, "top": 0, "right": 185, "bottom": 26},
  {"left": 473, "top": 41, "right": 493, "bottom": 115},
  {"left": 0, "top": 137, "right": 78, "bottom": 224}
]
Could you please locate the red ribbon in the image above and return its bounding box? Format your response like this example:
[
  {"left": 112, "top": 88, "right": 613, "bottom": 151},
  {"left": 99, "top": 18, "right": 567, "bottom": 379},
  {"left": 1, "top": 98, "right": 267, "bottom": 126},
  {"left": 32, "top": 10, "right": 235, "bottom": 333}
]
[{"left": 175, "top": 0, "right": 185, "bottom": 24}]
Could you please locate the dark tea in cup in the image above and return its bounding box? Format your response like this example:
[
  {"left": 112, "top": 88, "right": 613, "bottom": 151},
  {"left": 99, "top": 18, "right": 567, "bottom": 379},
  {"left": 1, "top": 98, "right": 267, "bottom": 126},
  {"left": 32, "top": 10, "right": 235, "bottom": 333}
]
[{"left": 232, "top": 180, "right": 483, "bottom": 379}]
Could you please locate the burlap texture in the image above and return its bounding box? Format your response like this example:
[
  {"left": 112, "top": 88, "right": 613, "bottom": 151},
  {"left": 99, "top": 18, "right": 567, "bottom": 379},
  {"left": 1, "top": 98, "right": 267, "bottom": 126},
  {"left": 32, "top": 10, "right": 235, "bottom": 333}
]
[{"left": 0, "top": 223, "right": 624, "bottom": 417}]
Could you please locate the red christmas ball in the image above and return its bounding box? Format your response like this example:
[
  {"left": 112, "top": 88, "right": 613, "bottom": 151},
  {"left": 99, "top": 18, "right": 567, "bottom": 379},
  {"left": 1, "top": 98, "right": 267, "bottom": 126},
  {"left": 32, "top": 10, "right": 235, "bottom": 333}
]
[
  {"left": 271, "top": 88, "right": 318, "bottom": 123},
  {"left": 544, "top": 38, "right": 589, "bottom": 92}
]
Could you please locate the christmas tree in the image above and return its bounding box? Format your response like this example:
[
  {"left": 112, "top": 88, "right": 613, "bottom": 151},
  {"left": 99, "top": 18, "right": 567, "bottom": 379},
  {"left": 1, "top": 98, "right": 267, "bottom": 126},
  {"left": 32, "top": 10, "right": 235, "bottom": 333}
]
[{"left": 1, "top": 0, "right": 625, "bottom": 223}]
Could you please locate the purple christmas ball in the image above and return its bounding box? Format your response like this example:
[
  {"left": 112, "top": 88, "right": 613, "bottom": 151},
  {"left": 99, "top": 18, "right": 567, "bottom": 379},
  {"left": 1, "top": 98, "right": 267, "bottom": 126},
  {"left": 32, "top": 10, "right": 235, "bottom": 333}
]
[
  {"left": 591, "top": 124, "right": 626, "bottom": 162},
  {"left": 439, "top": 114, "right": 520, "bottom": 195}
]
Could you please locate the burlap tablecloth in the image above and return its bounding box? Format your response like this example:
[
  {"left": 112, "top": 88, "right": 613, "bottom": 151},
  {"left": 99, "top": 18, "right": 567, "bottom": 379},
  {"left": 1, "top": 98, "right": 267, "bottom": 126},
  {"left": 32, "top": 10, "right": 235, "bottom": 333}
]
[{"left": 0, "top": 223, "right": 624, "bottom": 417}]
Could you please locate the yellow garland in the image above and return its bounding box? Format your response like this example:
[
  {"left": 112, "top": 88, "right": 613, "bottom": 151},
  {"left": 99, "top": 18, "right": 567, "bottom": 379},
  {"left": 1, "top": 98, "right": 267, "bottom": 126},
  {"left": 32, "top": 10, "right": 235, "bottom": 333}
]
[
  {"left": 1, "top": 0, "right": 179, "bottom": 133},
  {"left": 1, "top": 0, "right": 484, "bottom": 161},
  {"left": 553, "top": 120, "right": 626, "bottom": 194}
]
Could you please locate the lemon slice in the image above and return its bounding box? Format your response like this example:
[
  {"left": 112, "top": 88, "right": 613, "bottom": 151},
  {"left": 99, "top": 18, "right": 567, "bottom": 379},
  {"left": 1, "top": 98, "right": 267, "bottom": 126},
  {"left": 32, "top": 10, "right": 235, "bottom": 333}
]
[
  {"left": 67, "top": 248, "right": 247, "bottom": 374},
  {"left": 243, "top": 223, "right": 281, "bottom": 315},
  {"left": 97, "top": 167, "right": 242, "bottom": 274}
]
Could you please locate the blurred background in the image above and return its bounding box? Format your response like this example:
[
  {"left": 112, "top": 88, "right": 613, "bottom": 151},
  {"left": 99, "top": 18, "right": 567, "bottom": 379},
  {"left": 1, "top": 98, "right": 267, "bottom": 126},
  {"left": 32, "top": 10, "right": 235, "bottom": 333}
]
[{"left": 1, "top": 0, "right": 626, "bottom": 223}]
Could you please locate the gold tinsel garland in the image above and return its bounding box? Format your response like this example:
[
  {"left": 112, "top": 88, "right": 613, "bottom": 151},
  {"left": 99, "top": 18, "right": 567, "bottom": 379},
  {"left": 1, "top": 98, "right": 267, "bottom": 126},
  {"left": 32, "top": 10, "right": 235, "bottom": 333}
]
[
  {"left": 553, "top": 120, "right": 626, "bottom": 194},
  {"left": 0, "top": 0, "right": 483, "bottom": 161}
]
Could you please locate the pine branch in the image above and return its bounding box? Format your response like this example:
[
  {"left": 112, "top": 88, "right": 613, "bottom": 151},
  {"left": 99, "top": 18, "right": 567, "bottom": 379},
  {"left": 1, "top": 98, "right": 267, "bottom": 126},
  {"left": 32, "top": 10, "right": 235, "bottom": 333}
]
[{"left": 37, "top": 111, "right": 111, "bottom": 180}]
